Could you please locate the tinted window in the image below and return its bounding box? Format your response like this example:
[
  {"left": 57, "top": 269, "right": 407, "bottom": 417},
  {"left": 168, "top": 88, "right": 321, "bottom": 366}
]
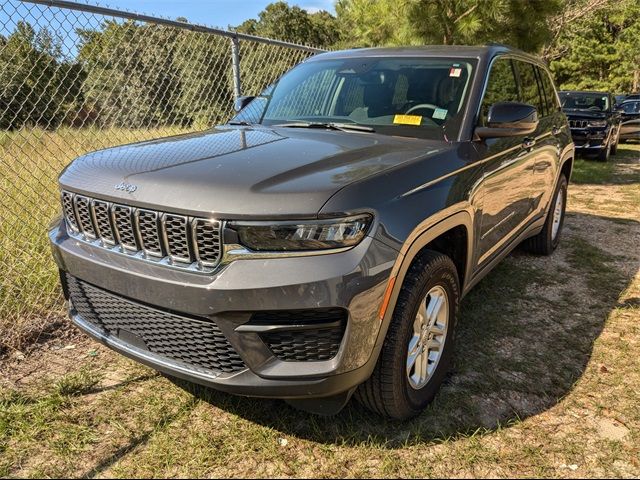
[
  {"left": 537, "top": 66, "right": 560, "bottom": 115},
  {"left": 622, "top": 101, "right": 640, "bottom": 113},
  {"left": 515, "top": 61, "right": 544, "bottom": 115},
  {"left": 480, "top": 58, "right": 519, "bottom": 125}
]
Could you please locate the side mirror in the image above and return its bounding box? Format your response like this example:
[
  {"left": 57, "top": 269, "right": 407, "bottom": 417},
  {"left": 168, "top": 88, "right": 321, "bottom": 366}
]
[
  {"left": 475, "top": 102, "right": 539, "bottom": 139},
  {"left": 234, "top": 95, "right": 256, "bottom": 112}
]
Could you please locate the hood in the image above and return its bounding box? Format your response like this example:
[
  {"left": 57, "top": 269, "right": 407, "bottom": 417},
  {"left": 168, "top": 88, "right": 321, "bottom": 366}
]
[
  {"left": 60, "top": 125, "right": 448, "bottom": 218},
  {"left": 562, "top": 108, "right": 607, "bottom": 120}
]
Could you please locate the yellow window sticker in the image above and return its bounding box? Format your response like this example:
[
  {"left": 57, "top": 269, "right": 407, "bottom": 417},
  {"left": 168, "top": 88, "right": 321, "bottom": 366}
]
[{"left": 393, "top": 114, "right": 422, "bottom": 126}]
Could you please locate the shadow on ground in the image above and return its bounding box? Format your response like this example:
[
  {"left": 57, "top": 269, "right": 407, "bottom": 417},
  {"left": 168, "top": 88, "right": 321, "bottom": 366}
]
[{"left": 166, "top": 210, "right": 639, "bottom": 447}]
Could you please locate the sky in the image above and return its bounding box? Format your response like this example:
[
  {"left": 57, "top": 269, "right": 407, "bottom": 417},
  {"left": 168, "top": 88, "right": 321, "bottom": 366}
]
[
  {"left": 99, "top": 0, "right": 336, "bottom": 29},
  {"left": 0, "top": 0, "right": 336, "bottom": 57}
]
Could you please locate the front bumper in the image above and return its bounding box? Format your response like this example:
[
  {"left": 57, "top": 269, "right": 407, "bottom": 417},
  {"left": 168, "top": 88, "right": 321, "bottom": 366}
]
[
  {"left": 569, "top": 127, "right": 609, "bottom": 151},
  {"left": 50, "top": 220, "right": 398, "bottom": 399}
]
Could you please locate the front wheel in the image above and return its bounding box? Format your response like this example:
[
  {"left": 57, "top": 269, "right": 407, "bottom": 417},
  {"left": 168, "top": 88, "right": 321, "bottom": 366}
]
[
  {"left": 355, "top": 250, "right": 459, "bottom": 420},
  {"left": 611, "top": 128, "right": 620, "bottom": 155},
  {"left": 597, "top": 141, "right": 611, "bottom": 162},
  {"left": 523, "top": 174, "right": 567, "bottom": 255}
]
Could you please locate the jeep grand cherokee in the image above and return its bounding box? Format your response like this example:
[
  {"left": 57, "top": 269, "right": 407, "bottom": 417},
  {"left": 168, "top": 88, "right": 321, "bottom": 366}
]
[
  {"left": 560, "top": 90, "right": 621, "bottom": 161},
  {"left": 50, "top": 45, "right": 574, "bottom": 420}
]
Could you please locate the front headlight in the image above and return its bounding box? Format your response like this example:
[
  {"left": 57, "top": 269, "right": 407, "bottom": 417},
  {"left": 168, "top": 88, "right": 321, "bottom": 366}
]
[
  {"left": 231, "top": 214, "right": 372, "bottom": 251},
  {"left": 587, "top": 120, "right": 607, "bottom": 128}
]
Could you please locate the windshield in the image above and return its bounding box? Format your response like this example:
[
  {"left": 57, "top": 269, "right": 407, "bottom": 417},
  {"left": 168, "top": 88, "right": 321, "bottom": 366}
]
[
  {"left": 233, "top": 57, "right": 477, "bottom": 140},
  {"left": 560, "top": 92, "right": 610, "bottom": 112}
]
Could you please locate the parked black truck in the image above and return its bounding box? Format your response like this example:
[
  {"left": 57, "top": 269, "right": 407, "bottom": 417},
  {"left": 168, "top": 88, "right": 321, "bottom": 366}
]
[
  {"left": 50, "top": 45, "right": 574, "bottom": 419},
  {"left": 559, "top": 90, "right": 621, "bottom": 161}
]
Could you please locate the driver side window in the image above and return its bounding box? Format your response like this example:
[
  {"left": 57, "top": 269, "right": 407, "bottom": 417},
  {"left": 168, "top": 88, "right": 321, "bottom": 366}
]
[{"left": 480, "top": 58, "right": 519, "bottom": 126}]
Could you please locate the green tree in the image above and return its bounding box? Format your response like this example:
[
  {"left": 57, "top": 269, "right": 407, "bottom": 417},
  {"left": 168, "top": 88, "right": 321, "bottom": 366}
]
[
  {"left": 334, "top": 0, "right": 417, "bottom": 47},
  {"left": 77, "top": 20, "right": 185, "bottom": 128},
  {"left": 236, "top": 1, "right": 340, "bottom": 47},
  {"left": 548, "top": 0, "right": 640, "bottom": 92},
  {"left": 0, "top": 21, "right": 77, "bottom": 129},
  {"left": 336, "top": 0, "right": 562, "bottom": 52}
]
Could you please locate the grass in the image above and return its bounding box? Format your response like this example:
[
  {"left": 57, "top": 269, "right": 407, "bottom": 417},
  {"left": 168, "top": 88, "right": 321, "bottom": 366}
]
[
  {"left": 570, "top": 157, "right": 615, "bottom": 184},
  {"left": 0, "top": 142, "right": 638, "bottom": 477},
  {"left": 571, "top": 142, "right": 640, "bottom": 185}
]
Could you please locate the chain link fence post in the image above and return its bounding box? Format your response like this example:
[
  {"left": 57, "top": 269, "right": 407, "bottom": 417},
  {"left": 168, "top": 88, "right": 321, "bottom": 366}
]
[{"left": 230, "top": 36, "right": 242, "bottom": 100}]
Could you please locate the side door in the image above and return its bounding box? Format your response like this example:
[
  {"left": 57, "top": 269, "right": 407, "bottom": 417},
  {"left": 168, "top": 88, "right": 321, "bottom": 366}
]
[
  {"left": 525, "top": 63, "right": 563, "bottom": 216},
  {"left": 475, "top": 57, "right": 540, "bottom": 266},
  {"left": 620, "top": 101, "right": 640, "bottom": 140}
]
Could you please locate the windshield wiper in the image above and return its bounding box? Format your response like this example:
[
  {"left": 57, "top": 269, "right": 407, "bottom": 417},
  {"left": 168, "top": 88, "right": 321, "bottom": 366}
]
[
  {"left": 274, "top": 121, "right": 375, "bottom": 133},
  {"left": 227, "top": 120, "right": 253, "bottom": 126}
]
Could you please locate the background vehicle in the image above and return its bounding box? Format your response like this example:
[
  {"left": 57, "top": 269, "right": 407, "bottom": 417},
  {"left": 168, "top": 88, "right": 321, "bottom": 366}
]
[
  {"left": 614, "top": 94, "right": 628, "bottom": 107},
  {"left": 50, "top": 45, "right": 574, "bottom": 419},
  {"left": 560, "top": 90, "right": 621, "bottom": 161},
  {"left": 619, "top": 100, "right": 640, "bottom": 142}
]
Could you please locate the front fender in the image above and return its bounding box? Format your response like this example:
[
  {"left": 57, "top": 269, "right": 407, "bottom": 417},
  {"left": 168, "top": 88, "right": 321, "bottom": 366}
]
[{"left": 359, "top": 209, "right": 474, "bottom": 374}]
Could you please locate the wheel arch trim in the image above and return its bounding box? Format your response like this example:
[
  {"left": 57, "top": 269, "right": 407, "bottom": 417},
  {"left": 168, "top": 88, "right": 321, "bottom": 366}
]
[{"left": 369, "top": 209, "right": 474, "bottom": 373}]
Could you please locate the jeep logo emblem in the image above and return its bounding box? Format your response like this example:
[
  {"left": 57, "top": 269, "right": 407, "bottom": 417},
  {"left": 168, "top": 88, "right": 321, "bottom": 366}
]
[{"left": 115, "top": 182, "right": 137, "bottom": 193}]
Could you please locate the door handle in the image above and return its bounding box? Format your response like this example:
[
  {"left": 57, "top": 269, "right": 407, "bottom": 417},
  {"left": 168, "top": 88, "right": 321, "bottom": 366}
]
[{"left": 522, "top": 138, "right": 536, "bottom": 149}]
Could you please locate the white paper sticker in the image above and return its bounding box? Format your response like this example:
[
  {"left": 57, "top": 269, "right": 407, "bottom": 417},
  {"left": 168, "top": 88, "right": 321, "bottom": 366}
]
[
  {"left": 449, "top": 67, "right": 462, "bottom": 78},
  {"left": 433, "top": 108, "right": 448, "bottom": 120}
]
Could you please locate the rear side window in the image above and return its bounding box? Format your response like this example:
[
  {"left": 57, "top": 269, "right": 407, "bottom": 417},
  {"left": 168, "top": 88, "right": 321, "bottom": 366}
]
[
  {"left": 515, "top": 60, "right": 545, "bottom": 116},
  {"left": 480, "top": 58, "right": 519, "bottom": 125},
  {"left": 537, "top": 66, "right": 560, "bottom": 115}
]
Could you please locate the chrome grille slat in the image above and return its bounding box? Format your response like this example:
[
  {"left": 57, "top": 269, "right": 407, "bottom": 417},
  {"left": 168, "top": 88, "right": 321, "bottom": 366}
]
[
  {"left": 93, "top": 199, "right": 115, "bottom": 244},
  {"left": 60, "top": 190, "right": 222, "bottom": 273},
  {"left": 74, "top": 195, "right": 96, "bottom": 239},
  {"left": 162, "top": 214, "right": 192, "bottom": 263},
  {"left": 136, "top": 209, "right": 162, "bottom": 257},
  {"left": 61, "top": 191, "right": 78, "bottom": 232},
  {"left": 569, "top": 119, "right": 588, "bottom": 128},
  {"left": 113, "top": 204, "right": 137, "bottom": 250},
  {"left": 193, "top": 219, "right": 222, "bottom": 266}
]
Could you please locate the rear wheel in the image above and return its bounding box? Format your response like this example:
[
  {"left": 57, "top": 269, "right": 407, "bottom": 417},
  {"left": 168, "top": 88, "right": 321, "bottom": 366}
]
[
  {"left": 355, "top": 250, "right": 459, "bottom": 420},
  {"left": 523, "top": 174, "right": 567, "bottom": 255}
]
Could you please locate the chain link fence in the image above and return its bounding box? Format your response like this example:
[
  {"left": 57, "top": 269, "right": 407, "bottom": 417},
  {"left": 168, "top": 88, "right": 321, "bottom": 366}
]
[{"left": 0, "top": 0, "right": 323, "bottom": 351}]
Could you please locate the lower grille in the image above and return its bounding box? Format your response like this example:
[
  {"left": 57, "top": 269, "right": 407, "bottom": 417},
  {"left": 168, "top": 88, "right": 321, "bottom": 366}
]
[
  {"left": 252, "top": 309, "right": 347, "bottom": 362},
  {"left": 66, "top": 274, "right": 246, "bottom": 374}
]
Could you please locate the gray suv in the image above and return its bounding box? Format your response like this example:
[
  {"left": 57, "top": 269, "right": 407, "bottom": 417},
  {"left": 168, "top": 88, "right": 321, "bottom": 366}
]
[{"left": 50, "top": 45, "right": 574, "bottom": 419}]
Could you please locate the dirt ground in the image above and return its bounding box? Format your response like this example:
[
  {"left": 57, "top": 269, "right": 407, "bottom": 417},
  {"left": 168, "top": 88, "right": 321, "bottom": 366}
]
[{"left": 1, "top": 144, "right": 639, "bottom": 478}]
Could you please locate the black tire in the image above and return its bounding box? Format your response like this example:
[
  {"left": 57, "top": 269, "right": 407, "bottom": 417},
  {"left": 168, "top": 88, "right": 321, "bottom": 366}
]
[
  {"left": 611, "top": 129, "right": 619, "bottom": 155},
  {"left": 597, "top": 141, "right": 611, "bottom": 162},
  {"left": 523, "top": 174, "right": 567, "bottom": 255},
  {"left": 355, "top": 250, "right": 459, "bottom": 420}
]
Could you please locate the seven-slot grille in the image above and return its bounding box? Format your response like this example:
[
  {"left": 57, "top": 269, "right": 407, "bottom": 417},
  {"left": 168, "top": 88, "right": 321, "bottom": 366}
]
[
  {"left": 569, "top": 119, "right": 588, "bottom": 128},
  {"left": 61, "top": 190, "right": 222, "bottom": 271},
  {"left": 66, "top": 274, "right": 246, "bottom": 374}
]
